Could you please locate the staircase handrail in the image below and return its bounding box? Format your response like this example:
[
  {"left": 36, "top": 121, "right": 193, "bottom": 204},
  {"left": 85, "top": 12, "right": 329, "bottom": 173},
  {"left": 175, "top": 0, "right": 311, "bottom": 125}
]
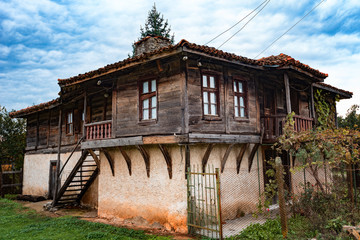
[{"left": 58, "top": 136, "right": 84, "bottom": 177}]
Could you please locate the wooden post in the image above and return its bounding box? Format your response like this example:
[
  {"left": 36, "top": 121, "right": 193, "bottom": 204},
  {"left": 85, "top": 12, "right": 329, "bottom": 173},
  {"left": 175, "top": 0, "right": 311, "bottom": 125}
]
[
  {"left": 83, "top": 93, "right": 87, "bottom": 138},
  {"left": 52, "top": 109, "right": 62, "bottom": 207},
  {"left": 275, "top": 157, "right": 288, "bottom": 238},
  {"left": 310, "top": 84, "right": 316, "bottom": 125},
  {"left": 284, "top": 73, "right": 291, "bottom": 114},
  {"left": 112, "top": 88, "right": 117, "bottom": 138},
  {"left": 0, "top": 171, "right": 3, "bottom": 198}
]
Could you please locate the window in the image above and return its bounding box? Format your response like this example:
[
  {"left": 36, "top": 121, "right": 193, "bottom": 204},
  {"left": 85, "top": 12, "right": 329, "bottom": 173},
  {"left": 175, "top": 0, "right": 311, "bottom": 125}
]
[
  {"left": 66, "top": 111, "right": 73, "bottom": 134},
  {"left": 202, "top": 74, "right": 219, "bottom": 116},
  {"left": 140, "top": 79, "right": 157, "bottom": 120},
  {"left": 233, "top": 79, "right": 247, "bottom": 118}
]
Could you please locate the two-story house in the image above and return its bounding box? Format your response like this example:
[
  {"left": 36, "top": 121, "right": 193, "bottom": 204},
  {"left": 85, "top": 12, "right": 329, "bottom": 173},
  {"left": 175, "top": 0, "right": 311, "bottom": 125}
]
[{"left": 11, "top": 36, "right": 352, "bottom": 233}]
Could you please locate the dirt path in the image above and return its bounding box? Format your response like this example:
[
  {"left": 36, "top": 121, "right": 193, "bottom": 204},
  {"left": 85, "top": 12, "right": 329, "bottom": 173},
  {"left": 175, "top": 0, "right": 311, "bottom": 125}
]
[{"left": 17, "top": 200, "right": 194, "bottom": 240}]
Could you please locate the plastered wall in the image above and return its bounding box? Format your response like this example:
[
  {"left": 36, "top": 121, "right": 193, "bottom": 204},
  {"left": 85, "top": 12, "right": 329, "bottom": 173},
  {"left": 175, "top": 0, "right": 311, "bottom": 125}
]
[{"left": 22, "top": 151, "right": 98, "bottom": 208}]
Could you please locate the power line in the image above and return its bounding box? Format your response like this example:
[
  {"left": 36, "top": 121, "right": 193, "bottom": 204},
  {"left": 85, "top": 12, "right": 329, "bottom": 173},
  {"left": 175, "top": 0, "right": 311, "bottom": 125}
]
[
  {"left": 217, "top": 0, "right": 270, "bottom": 49},
  {"left": 205, "top": 0, "right": 269, "bottom": 46},
  {"left": 254, "top": 0, "right": 326, "bottom": 59}
]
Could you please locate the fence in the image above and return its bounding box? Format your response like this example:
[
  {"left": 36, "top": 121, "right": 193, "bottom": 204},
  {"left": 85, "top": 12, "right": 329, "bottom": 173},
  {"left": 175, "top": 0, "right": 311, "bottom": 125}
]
[
  {"left": 187, "top": 162, "right": 336, "bottom": 239},
  {"left": 0, "top": 169, "right": 23, "bottom": 197}
]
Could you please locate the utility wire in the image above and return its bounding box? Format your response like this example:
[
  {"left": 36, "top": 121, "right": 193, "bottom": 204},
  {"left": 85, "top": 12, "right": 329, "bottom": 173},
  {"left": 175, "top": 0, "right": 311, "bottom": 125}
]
[
  {"left": 205, "top": 0, "right": 269, "bottom": 46},
  {"left": 217, "top": 0, "right": 270, "bottom": 49},
  {"left": 254, "top": 0, "right": 326, "bottom": 59}
]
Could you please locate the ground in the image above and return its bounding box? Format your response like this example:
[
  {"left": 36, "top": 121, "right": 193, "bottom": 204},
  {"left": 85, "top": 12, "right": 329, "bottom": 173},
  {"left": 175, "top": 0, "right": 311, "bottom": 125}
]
[{"left": 18, "top": 200, "right": 193, "bottom": 240}]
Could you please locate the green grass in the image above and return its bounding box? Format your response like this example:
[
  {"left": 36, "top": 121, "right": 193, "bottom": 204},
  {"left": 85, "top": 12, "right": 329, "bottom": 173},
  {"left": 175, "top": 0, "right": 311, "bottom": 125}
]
[{"left": 0, "top": 198, "right": 171, "bottom": 240}]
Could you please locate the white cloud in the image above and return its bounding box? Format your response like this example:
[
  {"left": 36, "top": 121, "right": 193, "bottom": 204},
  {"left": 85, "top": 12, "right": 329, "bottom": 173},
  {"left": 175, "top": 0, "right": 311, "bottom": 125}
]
[{"left": 0, "top": 0, "right": 358, "bottom": 117}]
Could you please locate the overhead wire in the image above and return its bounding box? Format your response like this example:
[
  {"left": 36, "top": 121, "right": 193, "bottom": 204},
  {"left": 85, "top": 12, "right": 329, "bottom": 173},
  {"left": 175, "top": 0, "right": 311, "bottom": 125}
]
[
  {"left": 205, "top": 0, "right": 269, "bottom": 46},
  {"left": 217, "top": 0, "right": 270, "bottom": 49},
  {"left": 254, "top": 0, "right": 326, "bottom": 59}
]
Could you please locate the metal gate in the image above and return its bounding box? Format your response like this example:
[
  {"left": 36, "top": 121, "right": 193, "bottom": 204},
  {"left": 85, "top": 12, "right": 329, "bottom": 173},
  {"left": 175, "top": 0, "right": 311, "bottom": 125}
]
[{"left": 187, "top": 166, "right": 223, "bottom": 239}]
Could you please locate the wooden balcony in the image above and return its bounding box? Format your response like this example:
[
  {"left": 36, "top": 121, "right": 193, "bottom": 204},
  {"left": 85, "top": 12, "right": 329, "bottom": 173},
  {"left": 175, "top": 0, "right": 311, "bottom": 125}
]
[
  {"left": 85, "top": 120, "right": 112, "bottom": 140},
  {"left": 261, "top": 114, "right": 313, "bottom": 143}
]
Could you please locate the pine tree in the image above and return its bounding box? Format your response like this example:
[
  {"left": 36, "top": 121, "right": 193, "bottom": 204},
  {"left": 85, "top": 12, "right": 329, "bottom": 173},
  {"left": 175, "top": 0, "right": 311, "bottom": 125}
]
[
  {"left": 139, "top": 3, "right": 174, "bottom": 43},
  {"left": 129, "top": 3, "right": 174, "bottom": 57}
]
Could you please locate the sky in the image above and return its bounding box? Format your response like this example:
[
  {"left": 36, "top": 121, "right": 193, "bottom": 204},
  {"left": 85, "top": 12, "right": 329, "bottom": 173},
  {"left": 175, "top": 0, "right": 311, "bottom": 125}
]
[{"left": 0, "top": 0, "right": 359, "bottom": 116}]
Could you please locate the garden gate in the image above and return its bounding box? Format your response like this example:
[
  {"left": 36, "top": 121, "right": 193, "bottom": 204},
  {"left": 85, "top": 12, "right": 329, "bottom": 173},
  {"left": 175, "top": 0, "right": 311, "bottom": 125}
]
[{"left": 187, "top": 166, "right": 223, "bottom": 239}]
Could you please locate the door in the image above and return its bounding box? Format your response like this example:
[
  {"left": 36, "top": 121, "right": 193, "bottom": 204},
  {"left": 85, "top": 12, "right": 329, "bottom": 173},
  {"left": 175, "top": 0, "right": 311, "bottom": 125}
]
[{"left": 48, "top": 161, "right": 57, "bottom": 199}]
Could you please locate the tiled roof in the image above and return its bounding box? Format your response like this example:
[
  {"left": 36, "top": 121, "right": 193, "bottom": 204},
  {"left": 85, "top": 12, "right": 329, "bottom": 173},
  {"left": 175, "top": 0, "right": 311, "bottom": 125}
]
[
  {"left": 314, "top": 82, "right": 353, "bottom": 98},
  {"left": 58, "top": 40, "right": 327, "bottom": 87},
  {"left": 258, "top": 53, "right": 328, "bottom": 78},
  {"left": 10, "top": 98, "right": 60, "bottom": 118}
]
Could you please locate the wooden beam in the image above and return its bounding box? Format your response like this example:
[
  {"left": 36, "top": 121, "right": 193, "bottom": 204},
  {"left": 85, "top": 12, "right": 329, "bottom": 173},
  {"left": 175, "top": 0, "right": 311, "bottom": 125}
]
[
  {"left": 158, "top": 144, "right": 172, "bottom": 179},
  {"left": 111, "top": 88, "right": 117, "bottom": 138},
  {"left": 284, "top": 73, "right": 292, "bottom": 114},
  {"left": 189, "top": 133, "right": 260, "bottom": 144},
  {"left": 102, "top": 148, "right": 114, "bottom": 176},
  {"left": 221, "top": 144, "right": 234, "bottom": 173},
  {"left": 236, "top": 143, "right": 249, "bottom": 174},
  {"left": 136, "top": 145, "right": 150, "bottom": 178},
  {"left": 310, "top": 83, "right": 317, "bottom": 125},
  {"left": 143, "top": 135, "right": 177, "bottom": 144},
  {"left": 83, "top": 92, "right": 87, "bottom": 138},
  {"left": 81, "top": 136, "right": 143, "bottom": 149},
  {"left": 118, "top": 146, "right": 132, "bottom": 176},
  {"left": 185, "top": 145, "right": 190, "bottom": 179},
  {"left": 248, "top": 143, "right": 260, "bottom": 173},
  {"left": 202, "top": 144, "right": 214, "bottom": 173},
  {"left": 88, "top": 149, "right": 100, "bottom": 169},
  {"left": 52, "top": 108, "right": 62, "bottom": 207}
]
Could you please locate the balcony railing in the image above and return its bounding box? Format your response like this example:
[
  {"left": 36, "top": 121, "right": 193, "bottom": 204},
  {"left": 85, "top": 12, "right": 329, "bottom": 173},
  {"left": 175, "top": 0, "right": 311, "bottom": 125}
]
[
  {"left": 261, "top": 114, "right": 313, "bottom": 142},
  {"left": 85, "top": 120, "right": 112, "bottom": 140}
]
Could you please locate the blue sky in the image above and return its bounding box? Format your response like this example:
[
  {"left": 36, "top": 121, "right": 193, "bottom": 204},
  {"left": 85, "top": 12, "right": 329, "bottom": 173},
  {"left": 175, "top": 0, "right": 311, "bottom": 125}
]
[{"left": 0, "top": 0, "right": 359, "bottom": 116}]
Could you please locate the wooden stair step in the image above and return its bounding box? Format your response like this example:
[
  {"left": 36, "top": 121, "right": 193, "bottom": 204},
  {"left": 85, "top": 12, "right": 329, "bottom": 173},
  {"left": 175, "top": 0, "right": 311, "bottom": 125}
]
[
  {"left": 62, "top": 194, "right": 79, "bottom": 197},
  {"left": 78, "top": 170, "right": 96, "bottom": 173}
]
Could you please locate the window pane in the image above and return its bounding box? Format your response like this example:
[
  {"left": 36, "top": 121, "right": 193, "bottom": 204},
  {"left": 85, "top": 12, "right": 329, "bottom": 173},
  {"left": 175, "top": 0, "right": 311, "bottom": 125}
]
[
  {"left": 234, "top": 81, "right": 237, "bottom": 92},
  {"left": 234, "top": 96, "right": 238, "bottom": 107},
  {"left": 151, "top": 80, "right": 156, "bottom": 92},
  {"left": 211, "top": 104, "right": 216, "bottom": 115},
  {"left": 203, "top": 92, "right": 208, "bottom": 103},
  {"left": 210, "top": 92, "right": 216, "bottom": 104},
  {"left": 151, "top": 96, "right": 156, "bottom": 107},
  {"left": 209, "top": 76, "right": 215, "bottom": 88},
  {"left": 202, "top": 75, "right": 207, "bottom": 87},
  {"left": 239, "top": 97, "right": 244, "bottom": 107},
  {"left": 143, "top": 99, "right": 149, "bottom": 109},
  {"left": 143, "top": 81, "right": 149, "bottom": 93},
  {"left": 240, "top": 107, "right": 245, "bottom": 117},
  {"left": 238, "top": 82, "right": 243, "bottom": 93},
  {"left": 204, "top": 103, "right": 209, "bottom": 115},
  {"left": 235, "top": 107, "right": 239, "bottom": 117},
  {"left": 151, "top": 108, "right": 157, "bottom": 119},
  {"left": 143, "top": 109, "right": 149, "bottom": 120}
]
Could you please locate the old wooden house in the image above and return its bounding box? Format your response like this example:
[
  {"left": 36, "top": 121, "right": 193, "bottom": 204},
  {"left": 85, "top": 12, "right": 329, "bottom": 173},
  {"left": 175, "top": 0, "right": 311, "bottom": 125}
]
[{"left": 11, "top": 36, "right": 352, "bottom": 233}]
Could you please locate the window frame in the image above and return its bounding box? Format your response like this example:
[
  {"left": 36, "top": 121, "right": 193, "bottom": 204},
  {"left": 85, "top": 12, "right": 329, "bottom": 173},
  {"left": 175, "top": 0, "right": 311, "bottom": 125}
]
[
  {"left": 65, "top": 110, "right": 74, "bottom": 135},
  {"left": 201, "top": 73, "right": 220, "bottom": 118},
  {"left": 233, "top": 78, "right": 248, "bottom": 119},
  {"left": 139, "top": 78, "right": 158, "bottom": 122}
]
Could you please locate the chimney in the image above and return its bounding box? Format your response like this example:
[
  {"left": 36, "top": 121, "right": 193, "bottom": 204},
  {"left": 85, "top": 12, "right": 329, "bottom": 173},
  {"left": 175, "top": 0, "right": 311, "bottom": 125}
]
[{"left": 134, "top": 35, "right": 172, "bottom": 57}]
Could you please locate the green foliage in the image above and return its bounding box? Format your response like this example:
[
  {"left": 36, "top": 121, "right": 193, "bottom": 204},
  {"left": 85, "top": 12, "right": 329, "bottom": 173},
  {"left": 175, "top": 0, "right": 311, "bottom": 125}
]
[
  {"left": 0, "top": 198, "right": 171, "bottom": 240},
  {"left": 140, "top": 3, "right": 174, "bottom": 43},
  {"left": 0, "top": 106, "right": 26, "bottom": 169},
  {"left": 129, "top": 4, "right": 175, "bottom": 57},
  {"left": 338, "top": 104, "right": 360, "bottom": 130},
  {"left": 228, "top": 216, "right": 316, "bottom": 240},
  {"left": 314, "top": 89, "right": 337, "bottom": 129}
]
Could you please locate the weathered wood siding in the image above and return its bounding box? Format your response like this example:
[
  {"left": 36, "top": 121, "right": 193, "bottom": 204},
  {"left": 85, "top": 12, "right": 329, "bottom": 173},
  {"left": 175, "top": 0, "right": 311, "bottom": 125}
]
[{"left": 115, "top": 58, "right": 183, "bottom": 137}]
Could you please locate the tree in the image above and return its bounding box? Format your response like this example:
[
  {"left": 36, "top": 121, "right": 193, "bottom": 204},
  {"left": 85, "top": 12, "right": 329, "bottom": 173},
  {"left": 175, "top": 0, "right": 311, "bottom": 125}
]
[
  {"left": 140, "top": 3, "right": 174, "bottom": 43},
  {"left": 338, "top": 104, "right": 360, "bottom": 130},
  {"left": 129, "top": 3, "right": 175, "bottom": 57},
  {"left": 0, "top": 106, "right": 26, "bottom": 170}
]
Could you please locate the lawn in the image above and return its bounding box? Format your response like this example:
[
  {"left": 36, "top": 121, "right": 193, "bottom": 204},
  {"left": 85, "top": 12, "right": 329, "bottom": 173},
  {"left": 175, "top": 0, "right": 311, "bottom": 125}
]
[{"left": 0, "top": 198, "right": 171, "bottom": 240}]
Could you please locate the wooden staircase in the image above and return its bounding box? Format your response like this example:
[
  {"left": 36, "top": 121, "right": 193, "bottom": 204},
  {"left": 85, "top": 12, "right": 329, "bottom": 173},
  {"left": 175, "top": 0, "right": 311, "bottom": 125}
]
[{"left": 52, "top": 149, "right": 99, "bottom": 207}]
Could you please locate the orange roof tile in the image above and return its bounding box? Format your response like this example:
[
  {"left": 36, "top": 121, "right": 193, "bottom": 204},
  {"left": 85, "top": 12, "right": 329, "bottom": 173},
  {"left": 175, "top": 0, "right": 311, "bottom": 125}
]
[
  {"left": 58, "top": 40, "right": 327, "bottom": 87},
  {"left": 10, "top": 98, "right": 60, "bottom": 118}
]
